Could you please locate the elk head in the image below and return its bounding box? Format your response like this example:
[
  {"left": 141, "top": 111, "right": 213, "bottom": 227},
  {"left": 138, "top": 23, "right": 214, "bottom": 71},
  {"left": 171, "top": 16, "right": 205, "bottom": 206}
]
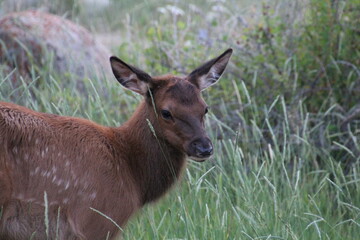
[{"left": 110, "top": 49, "right": 232, "bottom": 161}]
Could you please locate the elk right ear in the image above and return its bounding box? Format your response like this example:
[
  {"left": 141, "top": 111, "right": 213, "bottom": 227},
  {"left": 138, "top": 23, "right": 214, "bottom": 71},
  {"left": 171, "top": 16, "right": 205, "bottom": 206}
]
[
  {"left": 188, "top": 48, "right": 232, "bottom": 91},
  {"left": 110, "top": 56, "right": 152, "bottom": 95}
]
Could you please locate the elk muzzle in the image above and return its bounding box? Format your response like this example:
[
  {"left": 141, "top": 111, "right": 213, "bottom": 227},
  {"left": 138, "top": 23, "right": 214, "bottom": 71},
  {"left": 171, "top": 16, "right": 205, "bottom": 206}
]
[{"left": 187, "top": 137, "right": 213, "bottom": 161}]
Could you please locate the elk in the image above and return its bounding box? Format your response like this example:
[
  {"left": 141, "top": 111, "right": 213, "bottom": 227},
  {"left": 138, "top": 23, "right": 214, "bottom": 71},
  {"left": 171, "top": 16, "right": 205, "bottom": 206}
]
[{"left": 0, "top": 48, "right": 233, "bottom": 240}]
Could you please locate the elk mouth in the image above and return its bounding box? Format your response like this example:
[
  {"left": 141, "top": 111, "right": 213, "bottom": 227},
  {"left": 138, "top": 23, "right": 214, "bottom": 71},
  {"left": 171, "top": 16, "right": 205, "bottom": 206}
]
[
  {"left": 188, "top": 155, "right": 211, "bottom": 162},
  {"left": 186, "top": 138, "right": 213, "bottom": 162}
]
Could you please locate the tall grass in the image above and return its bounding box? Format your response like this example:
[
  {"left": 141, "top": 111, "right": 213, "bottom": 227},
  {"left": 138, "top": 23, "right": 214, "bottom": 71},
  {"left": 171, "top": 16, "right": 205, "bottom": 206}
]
[
  {"left": 1, "top": 64, "right": 359, "bottom": 239},
  {"left": 0, "top": 0, "right": 359, "bottom": 239},
  {"left": 121, "top": 83, "right": 360, "bottom": 240}
]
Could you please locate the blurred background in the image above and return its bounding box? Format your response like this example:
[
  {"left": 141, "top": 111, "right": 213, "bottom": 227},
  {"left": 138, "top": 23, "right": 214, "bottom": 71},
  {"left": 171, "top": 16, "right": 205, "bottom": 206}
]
[{"left": 0, "top": 0, "right": 360, "bottom": 239}]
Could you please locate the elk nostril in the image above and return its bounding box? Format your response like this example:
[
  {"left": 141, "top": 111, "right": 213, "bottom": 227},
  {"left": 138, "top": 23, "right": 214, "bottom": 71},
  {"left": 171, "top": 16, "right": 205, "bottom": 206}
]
[
  {"left": 190, "top": 139, "right": 213, "bottom": 158},
  {"left": 191, "top": 141, "right": 199, "bottom": 148},
  {"left": 192, "top": 142, "right": 213, "bottom": 156},
  {"left": 200, "top": 145, "right": 213, "bottom": 156}
]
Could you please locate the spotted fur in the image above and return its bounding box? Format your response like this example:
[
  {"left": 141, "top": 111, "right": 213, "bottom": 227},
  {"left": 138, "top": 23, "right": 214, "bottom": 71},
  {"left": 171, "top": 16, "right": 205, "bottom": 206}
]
[{"left": 0, "top": 48, "right": 232, "bottom": 240}]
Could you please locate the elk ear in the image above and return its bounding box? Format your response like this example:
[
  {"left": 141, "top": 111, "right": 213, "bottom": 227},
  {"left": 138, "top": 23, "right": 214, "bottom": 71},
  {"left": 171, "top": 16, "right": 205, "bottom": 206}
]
[
  {"left": 188, "top": 48, "right": 232, "bottom": 91},
  {"left": 110, "top": 56, "right": 152, "bottom": 95}
]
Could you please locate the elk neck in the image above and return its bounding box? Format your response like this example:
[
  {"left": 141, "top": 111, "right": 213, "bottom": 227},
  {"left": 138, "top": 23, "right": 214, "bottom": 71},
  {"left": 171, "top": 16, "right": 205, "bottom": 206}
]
[{"left": 113, "top": 100, "right": 186, "bottom": 205}]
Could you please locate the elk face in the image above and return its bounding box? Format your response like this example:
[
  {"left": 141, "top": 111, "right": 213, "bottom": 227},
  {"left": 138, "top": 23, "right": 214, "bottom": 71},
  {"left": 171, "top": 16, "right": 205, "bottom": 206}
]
[
  {"left": 153, "top": 77, "right": 212, "bottom": 161},
  {"left": 110, "top": 49, "right": 232, "bottom": 161}
]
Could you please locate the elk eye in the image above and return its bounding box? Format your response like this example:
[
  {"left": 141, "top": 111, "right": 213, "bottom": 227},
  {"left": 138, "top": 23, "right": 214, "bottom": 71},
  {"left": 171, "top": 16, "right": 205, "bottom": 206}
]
[
  {"left": 161, "top": 110, "right": 172, "bottom": 120},
  {"left": 205, "top": 107, "right": 209, "bottom": 114}
]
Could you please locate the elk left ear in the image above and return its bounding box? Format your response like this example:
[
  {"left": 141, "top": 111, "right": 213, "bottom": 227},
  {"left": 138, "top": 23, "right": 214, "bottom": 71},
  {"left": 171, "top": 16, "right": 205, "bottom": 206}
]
[
  {"left": 188, "top": 48, "right": 233, "bottom": 91},
  {"left": 110, "top": 56, "right": 152, "bottom": 95}
]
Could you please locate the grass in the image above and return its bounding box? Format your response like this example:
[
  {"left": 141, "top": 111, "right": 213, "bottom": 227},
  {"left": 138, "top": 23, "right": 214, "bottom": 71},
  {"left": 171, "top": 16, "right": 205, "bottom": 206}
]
[
  {"left": 1, "top": 0, "right": 360, "bottom": 239},
  {"left": 1, "top": 67, "right": 359, "bottom": 239},
  {"left": 121, "top": 91, "right": 360, "bottom": 239}
]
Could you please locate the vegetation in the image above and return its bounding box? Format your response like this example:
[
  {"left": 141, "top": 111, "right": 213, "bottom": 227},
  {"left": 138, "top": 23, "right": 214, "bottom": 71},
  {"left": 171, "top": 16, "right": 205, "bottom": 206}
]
[{"left": 1, "top": 0, "right": 359, "bottom": 239}]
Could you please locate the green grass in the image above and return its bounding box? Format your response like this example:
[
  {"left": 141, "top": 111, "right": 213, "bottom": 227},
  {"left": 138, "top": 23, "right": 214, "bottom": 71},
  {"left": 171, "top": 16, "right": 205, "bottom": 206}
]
[
  {"left": 1, "top": 0, "right": 360, "bottom": 239},
  {"left": 1, "top": 67, "right": 359, "bottom": 239}
]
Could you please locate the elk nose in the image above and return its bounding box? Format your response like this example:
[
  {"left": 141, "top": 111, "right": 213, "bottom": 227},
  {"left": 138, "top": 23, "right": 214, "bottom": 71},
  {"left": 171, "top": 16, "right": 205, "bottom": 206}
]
[{"left": 191, "top": 139, "right": 213, "bottom": 158}]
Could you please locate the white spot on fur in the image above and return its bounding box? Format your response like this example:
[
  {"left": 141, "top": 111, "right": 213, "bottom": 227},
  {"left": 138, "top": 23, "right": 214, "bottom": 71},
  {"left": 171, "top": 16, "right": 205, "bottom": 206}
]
[
  {"left": 90, "top": 192, "right": 97, "bottom": 200},
  {"left": 15, "top": 193, "right": 24, "bottom": 199},
  {"left": 34, "top": 167, "right": 40, "bottom": 174},
  {"left": 24, "top": 154, "right": 29, "bottom": 160},
  {"left": 56, "top": 179, "right": 63, "bottom": 186},
  {"left": 74, "top": 179, "right": 79, "bottom": 187},
  {"left": 12, "top": 147, "right": 18, "bottom": 154},
  {"left": 83, "top": 181, "right": 89, "bottom": 189},
  {"left": 65, "top": 161, "right": 70, "bottom": 167},
  {"left": 52, "top": 175, "right": 57, "bottom": 183},
  {"left": 63, "top": 198, "right": 69, "bottom": 204},
  {"left": 65, "top": 181, "right": 70, "bottom": 190},
  {"left": 50, "top": 201, "right": 59, "bottom": 206},
  {"left": 70, "top": 170, "right": 76, "bottom": 179}
]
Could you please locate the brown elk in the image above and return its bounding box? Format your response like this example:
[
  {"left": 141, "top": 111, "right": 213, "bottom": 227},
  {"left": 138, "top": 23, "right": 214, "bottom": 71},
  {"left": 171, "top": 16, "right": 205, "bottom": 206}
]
[{"left": 0, "top": 48, "right": 232, "bottom": 239}]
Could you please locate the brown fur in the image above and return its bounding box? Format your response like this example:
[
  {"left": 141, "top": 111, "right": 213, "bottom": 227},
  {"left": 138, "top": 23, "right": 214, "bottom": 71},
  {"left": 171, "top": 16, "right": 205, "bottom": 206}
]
[
  {"left": 0, "top": 49, "right": 232, "bottom": 239},
  {"left": 0, "top": 99, "right": 189, "bottom": 239}
]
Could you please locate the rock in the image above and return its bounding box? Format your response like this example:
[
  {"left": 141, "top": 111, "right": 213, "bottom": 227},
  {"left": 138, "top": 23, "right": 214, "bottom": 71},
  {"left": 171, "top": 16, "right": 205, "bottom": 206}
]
[{"left": 0, "top": 10, "right": 112, "bottom": 86}]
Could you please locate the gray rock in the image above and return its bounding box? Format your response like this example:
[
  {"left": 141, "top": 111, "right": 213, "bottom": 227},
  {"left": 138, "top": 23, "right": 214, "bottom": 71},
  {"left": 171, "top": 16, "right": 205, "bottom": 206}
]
[{"left": 0, "top": 10, "right": 112, "bottom": 87}]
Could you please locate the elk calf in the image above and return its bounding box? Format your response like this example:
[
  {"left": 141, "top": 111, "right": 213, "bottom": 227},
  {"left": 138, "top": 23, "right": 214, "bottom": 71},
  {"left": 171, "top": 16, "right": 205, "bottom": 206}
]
[{"left": 0, "top": 49, "right": 232, "bottom": 239}]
